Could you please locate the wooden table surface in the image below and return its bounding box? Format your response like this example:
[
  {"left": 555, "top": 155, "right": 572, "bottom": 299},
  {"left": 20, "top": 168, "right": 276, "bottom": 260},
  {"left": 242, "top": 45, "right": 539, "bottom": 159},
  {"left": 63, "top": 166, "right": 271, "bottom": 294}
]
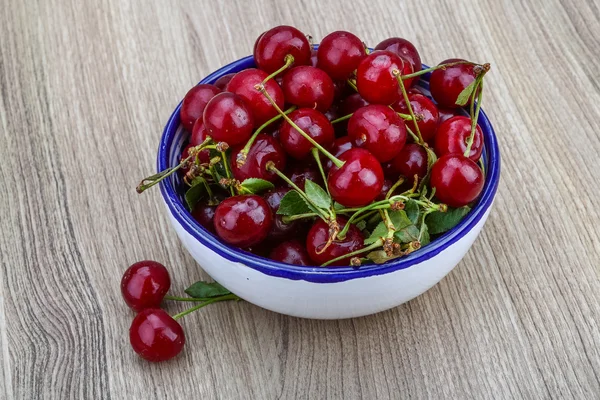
[{"left": 2, "top": 0, "right": 600, "bottom": 398}]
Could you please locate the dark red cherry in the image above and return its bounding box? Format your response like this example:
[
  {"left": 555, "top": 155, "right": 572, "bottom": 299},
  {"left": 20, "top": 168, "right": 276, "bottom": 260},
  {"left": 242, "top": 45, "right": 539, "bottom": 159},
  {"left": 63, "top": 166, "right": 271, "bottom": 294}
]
[
  {"left": 317, "top": 31, "right": 366, "bottom": 80},
  {"left": 392, "top": 93, "right": 439, "bottom": 144},
  {"left": 287, "top": 163, "right": 322, "bottom": 190},
  {"left": 254, "top": 26, "right": 312, "bottom": 73},
  {"left": 269, "top": 239, "right": 311, "bottom": 265},
  {"left": 282, "top": 66, "right": 335, "bottom": 112},
  {"left": 430, "top": 154, "right": 484, "bottom": 207},
  {"left": 180, "top": 144, "right": 194, "bottom": 175},
  {"left": 376, "top": 179, "right": 394, "bottom": 201},
  {"left": 356, "top": 51, "right": 412, "bottom": 105},
  {"left": 374, "top": 38, "right": 421, "bottom": 87},
  {"left": 306, "top": 217, "right": 364, "bottom": 266},
  {"left": 214, "top": 73, "right": 236, "bottom": 90},
  {"left": 389, "top": 143, "right": 428, "bottom": 181},
  {"left": 435, "top": 116, "right": 483, "bottom": 161},
  {"left": 226, "top": 68, "right": 285, "bottom": 126},
  {"left": 191, "top": 202, "right": 217, "bottom": 233},
  {"left": 231, "top": 134, "right": 286, "bottom": 183},
  {"left": 189, "top": 119, "right": 211, "bottom": 163},
  {"left": 180, "top": 84, "right": 222, "bottom": 130},
  {"left": 203, "top": 92, "right": 254, "bottom": 146},
  {"left": 348, "top": 104, "right": 407, "bottom": 162},
  {"left": 279, "top": 108, "right": 335, "bottom": 160},
  {"left": 340, "top": 93, "right": 370, "bottom": 115},
  {"left": 214, "top": 195, "right": 273, "bottom": 247},
  {"left": 429, "top": 59, "right": 477, "bottom": 108},
  {"left": 327, "top": 148, "right": 384, "bottom": 207},
  {"left": 325, "top": 136, "right": 354, "bottom": 171},
  {"left": 121, "top": 261, "right": 170, "bottom": 312},
  {"left": 264, "top": 187, "right": 302, "bottom": 241},
  {"left": 438, "top": 107, "right": 460, "bottom": 124},
  {"left": 129, "top": 308, "right": 185, "bottom": 362}
]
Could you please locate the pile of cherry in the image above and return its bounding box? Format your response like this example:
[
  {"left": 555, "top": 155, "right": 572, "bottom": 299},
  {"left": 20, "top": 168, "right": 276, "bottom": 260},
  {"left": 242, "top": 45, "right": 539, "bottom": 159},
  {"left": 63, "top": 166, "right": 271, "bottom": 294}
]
[{"left": 129, "top": 26, "right": 491, "bottom": 362}]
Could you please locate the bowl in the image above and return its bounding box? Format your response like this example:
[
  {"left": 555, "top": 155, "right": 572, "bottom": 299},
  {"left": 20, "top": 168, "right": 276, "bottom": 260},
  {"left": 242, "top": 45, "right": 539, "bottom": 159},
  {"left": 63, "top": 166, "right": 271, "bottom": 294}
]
[{"left": 157, "top": 55, "right": 501, "bottom": 319}]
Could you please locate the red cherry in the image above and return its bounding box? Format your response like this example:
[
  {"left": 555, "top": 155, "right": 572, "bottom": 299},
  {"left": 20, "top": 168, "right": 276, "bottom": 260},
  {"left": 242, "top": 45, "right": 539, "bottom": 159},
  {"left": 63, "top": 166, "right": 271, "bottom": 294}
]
[
  {"left": 325, "top": 136, "right": 354, "bottom": 171},
  {"left": 264, "top": 187, "right": 303, "bottom": 241},
  {"left": 429, "top": 59, "right": 477, "bottom": 108},
  {"left": 180, "top": 84, "right": 221, "bottom": 130},
  {"left": 226, "top": 68, "right": 285, "bottom": 126},
  {"left": 121, "top": 261, "right": 170, "bottom": 312},
  {"left": 435, "top": 116, "right": 483, "bottom": 161},
  {"left": 254, "top": 26, "right": 311, "bottom": 73},
  {"left": 189, "top": 119, "right": 211, "bottom": 163},
  {"left": 231, "top": 134, "right": 286, "bottom": 182},
  {"left": 310, "top": 48, "right": 318, "bottom": 67},
  {"left": 374, "top": 38, "right": 421, "bottom": 87},
  {"left": 269, "top": 239, "right": 311, "bottom": 265},
  {"left": 282, "top": 66, "right": 335, "bottom": 112},
  {"left": 203, "top": 92, "right": 254, "bottom": 146},
  {"left": 317, "top": 31, "right": 366, "bottom": 80},
  {"left": 306, "top": 217, "right": 364, "bottom": 266},
  {"left": 392, "top": 93, "right": 439, "bottom": 144},
  {"left": 376, "top": 178, "right": 394, "bottom": 201},
  {"left": 348, "top": 104, "right": 407, "bottom": 162},
  {"left": 327, "top": 148, "right": 384, "bottom": 207},
  {"left": 287, "top": 163, "right": 322, "bottom": 190},
  {"left": 340, "top": 93, "right": 370, "bottom": 115},
  {"left": 438, "top": 107, "right": 460, "bottom": 124},
  {"left": 214, "top": 73, "right": 236, "bottom": 90},
  {"left": 389, "top": 143, "right": 428, "bottom": 181},
  {"left": 191, "top": 202, "right": 217, "bottom": 233},
  {"left": 356, "top": 51, "right": 412, "bottom": 105},
  {"left": 430, "top": 154, "right": 484, "bottom": 208},
  {"left": 279, "top": 108, "right": 335, "bottom": 160},
  {"left": 214, "top": 195, "right": 273, "bottom": 247},
  {"left": 129, "top": 309, "right": 185, "bottom": 362}
]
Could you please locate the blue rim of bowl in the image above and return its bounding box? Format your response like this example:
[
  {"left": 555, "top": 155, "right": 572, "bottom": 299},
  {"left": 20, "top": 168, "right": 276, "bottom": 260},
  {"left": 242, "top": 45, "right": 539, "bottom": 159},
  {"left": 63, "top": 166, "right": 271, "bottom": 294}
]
[{"left": 158, "top": 55, "right": 501, "bottom": 283}]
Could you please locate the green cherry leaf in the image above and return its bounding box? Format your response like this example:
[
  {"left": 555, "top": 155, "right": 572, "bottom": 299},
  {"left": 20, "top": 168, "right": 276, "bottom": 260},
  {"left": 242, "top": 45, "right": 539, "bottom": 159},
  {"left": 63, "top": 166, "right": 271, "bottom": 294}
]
[
  {"left": 364, "top": 221, "right": 388, "bottom": 245},
  {"left": 426, "top": 206, "right": 471, "bottom": 235},
  {"left": 389, "top": 210, "right": 412, "bottom": 231},
  {"left": 404, "top": 200, "right": 420, "bottom": 225},
  {"left": 455, "top": 79, "right": 478, "bottom": 106},
  {"left": 240, "top": 178, "right": 274, "bottom": 194},
  {"left": 277, "top": 190, "right": 313, "bottom": 216},
  {"left": 184, "top": 178, "right": 207, "bottom": 211},
  {"left": 366, "top": 250, "right": 401, "bottom": 264},
  {"left": 356, "top": 220, "right": 367, "bottom": 231},
  {"left": 333, "top": 202, "right": 345, "bottom": 211},
  {"left": 185, "top": 281, "right": 231, "bottom": 298},
  {"left": 304, "top": 179, "right": 331, "bottom": 210},
  {"left": 419, "top": 223, "right": 430, "bottom": 246},
  {"left": 394, "top": 224, "right": 420, "bottom": 243}
]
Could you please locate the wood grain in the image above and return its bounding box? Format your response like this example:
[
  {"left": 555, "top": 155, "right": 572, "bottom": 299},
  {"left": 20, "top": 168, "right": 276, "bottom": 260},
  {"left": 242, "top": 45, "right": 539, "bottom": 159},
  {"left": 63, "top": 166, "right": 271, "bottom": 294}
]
[{"left": 1, "top": 0, "right": 599, "bottom": 398}]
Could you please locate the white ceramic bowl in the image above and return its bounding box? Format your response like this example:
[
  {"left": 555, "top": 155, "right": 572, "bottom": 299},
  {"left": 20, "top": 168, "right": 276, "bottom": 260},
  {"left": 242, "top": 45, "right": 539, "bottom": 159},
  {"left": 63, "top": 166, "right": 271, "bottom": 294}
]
[{"left": 158, "top": 56, "right": 501, "bottom": 319}]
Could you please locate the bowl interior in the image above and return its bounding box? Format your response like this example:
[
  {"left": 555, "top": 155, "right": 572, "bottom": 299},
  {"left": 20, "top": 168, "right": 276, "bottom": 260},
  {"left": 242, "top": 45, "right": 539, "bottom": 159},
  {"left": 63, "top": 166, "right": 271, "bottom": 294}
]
[{"left": 158, "top": 55, "right": 501, "bottom": 283}]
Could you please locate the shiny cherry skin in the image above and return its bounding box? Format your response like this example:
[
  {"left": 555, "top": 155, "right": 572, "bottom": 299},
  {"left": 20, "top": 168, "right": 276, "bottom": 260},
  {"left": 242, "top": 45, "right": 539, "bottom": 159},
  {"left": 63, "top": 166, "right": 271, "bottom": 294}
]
[
  {"left": 189, "top": 119, "right": 211, "bottom": 163},
  {"left": 374, "top": 38, "right": 421, "bottom": 87},
  {"left": 180, "top": 84, "right": 221, "bottom": 130},
  {"left": 269, "top": 240, "right": 311, "bottom": 265},
  {"left": 325, "top": 136, "right": 354, "bottom": 171},
  {"left": 254, "top": 25, "right": 312, "bottom": 73},
  {"left": 340, "top": 93, "right": 370, "bottom": 115},
  {"left": 282, "top": 66, "right": 335, "bottom": 112},
  {"left": 192, "top": 202, "right": 217, "bottom": 233},
  {"left": 214, "top": 195, "right": 273, "bottom": 247},
  {"left": 288, "top": 163, "right": 322, "bottom": 190},
  {"left": 431, "top": 154, "right": 484, "bottom": 207},
  {"left": 231, "top": 134, "right": 286, "bottom": 182},
  {"left": 356, "top": 51, "right": 412, "bottom": 105},
  {"left": 310, "top": 48, "right": 318, "bottom": 67},
  {"left": 392, "top": 93, "right": 439, "bottom": 144},
  {"left": 429, "top": 59, "right": 477, "bottom": 108},
  {"left": 264, "top": 187, "right": 301, "bottom": 241},
  {"left": 129, "top": 308, "right": 185, "bottom": 362},
  {"left": 226, "top": 69, "right": 285, "bottom": 126},
  {"left": 214, "top": 73, "right": 236, "bottom": 90},
  {"left": 348, "top": 104, "right": 407, "bottom": 162},
  {"left": 389, "top": 143, "right": 428, "bottom": 181},
  {"left": 435, "top": 116, "right": 483, "bottom": 161},
  {"left": 279, "top": 108, "right": 335, "bottom": 160},
  {"left": 317, "top": 31, "right": 366, "bottom": 80},
  {"left": 121, "top": 261, "right": 170, "bottom": 312},
  {"left": 327, "top": 148, "right": 384, "bottom": 207},
  {"left": 306, "top": 217, "right": 364, "bottom": 266},
  {"left": 203, "top": 92, "right": 254, "bottom": 146},
  {"left": 438, "top": 107, "right": 460, "bottom": 124}
]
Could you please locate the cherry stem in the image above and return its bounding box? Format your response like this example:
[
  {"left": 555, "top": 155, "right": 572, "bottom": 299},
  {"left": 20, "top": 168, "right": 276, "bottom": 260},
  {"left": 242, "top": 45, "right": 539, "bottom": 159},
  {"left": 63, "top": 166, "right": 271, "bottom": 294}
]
[
  {"left": 165, "top": 295, "right": 215, "bottom": 302},
  {"left": 262, "top": 54, "right": 295, "bottom": 84},
  {"left": 337, "top": 202, "right": 393, "bottom": 239},
  {"left": 257, "top": 85, "right": 345, "bottom": 169},
  {"left": 266, "top": 162, "right": 330, "bottom": 221},
  {"left": 386, "top": 177, "right": 405, "bottom": 199},
  {"left": 312, "top": 148, "right": 330, "bottom": 195},
  {"left": 219, "top": 150, "right": 235, "bottom": 196},
  {"left": 350, "top": 209, "right": 379, "bottom": 225},
  {"left": 237, "top": 106, "right": 296, "bottom": 167},
  {"left": 405, "top": 126, "right": 420, "bottom": 143},
  {"left": 397, "top": 112, "right": 414, "bottom": 121},
  {"left": 331, "top": 113, "right": 353, "bottom": 124},
  {"left": 281, "top": 212, "right": 318, "bottom": 223},
  {"left": 399, "top": 60, "right": 477, "bottom": 81},
  {"left": 464, "top": 80, "right": 484, "bottom": 157},
  {"left": 320, "top": 240, "right": 383, "bottom": 267},
  {"left": 393, "top": 70, "right": 424, "bottom": 144},
  {"left": 172, "top": 293, "right": 240, "bottom": 320},
  {"left": 346, "top": 79, "right": 358, "bottom": 92}
]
